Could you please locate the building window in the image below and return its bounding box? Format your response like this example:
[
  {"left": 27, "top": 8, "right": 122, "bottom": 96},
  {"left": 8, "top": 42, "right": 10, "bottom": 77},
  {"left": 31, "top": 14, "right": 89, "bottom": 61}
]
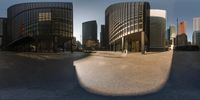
[{"left": 39, "top": 12, "right": 51, "bottom": 21}]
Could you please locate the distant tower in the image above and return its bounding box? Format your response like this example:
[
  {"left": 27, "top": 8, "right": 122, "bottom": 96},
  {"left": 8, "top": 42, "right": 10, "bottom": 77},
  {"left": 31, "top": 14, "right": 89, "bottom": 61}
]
[
  {"left": 168, "top": 24, "right": 176, "bottom": 49},
  {"left": 179, "top": 21, "right": 186, "bottom": 34},
  {"left": 176, "top": 21, "right": 187, "bottom": 46},
  {"left": 193, "top": 18, "right": 200, "bottom": 31},
  {"left": 193, "top": 18, "right": 200, "bottom": 47}
]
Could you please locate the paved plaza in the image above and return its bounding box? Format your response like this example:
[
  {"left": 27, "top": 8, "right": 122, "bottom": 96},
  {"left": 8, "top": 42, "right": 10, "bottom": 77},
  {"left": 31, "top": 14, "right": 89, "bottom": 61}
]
[
  {"left": 75, "top": 51, "right": 173, "bottom": 96},
  {"left": 0, "top": 51, "right": 199, "bottom": 100}
]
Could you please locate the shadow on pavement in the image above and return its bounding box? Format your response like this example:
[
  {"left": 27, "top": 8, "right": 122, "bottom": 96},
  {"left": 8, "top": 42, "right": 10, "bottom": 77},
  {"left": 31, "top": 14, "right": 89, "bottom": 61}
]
[{"left": 0, "top": 54, "right": 77, "bottom": 90}]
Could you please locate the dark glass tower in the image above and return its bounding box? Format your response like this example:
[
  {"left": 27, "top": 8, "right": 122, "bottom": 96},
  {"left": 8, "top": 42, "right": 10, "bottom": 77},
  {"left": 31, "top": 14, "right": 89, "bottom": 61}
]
[{"left": 82, "top": 20, "right": 97, "bottom": 50}]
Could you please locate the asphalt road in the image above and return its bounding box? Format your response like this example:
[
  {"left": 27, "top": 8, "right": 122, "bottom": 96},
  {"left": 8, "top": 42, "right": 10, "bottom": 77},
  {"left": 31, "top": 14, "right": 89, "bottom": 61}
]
[{"left": 0, "top": 51, "right": 200, "bottom": 100}]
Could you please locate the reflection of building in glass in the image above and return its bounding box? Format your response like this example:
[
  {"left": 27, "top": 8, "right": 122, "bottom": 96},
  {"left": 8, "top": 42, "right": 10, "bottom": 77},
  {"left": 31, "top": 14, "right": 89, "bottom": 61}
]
[
  {"left": 150, "top": 9, "right": 166, "bottom": 51},
  {"left": 82, "top": 20, "right": 97, "bottom": 50},
  {"left": 0, "top": 18, "right": 7, "bottom": 49},
  {"left": 193, "top": 18, "right": 200, "bottom": 47},
  {"left": 105, "top": 2, "right": 150, "bottom": 52},
  {"left": 168, "top": 24, "right": 177, "bottom": 49},
  {"left": 5, "top": 2, "right": 73, "bottom": 52},
  {"left": 100, "top": 25, "right": 109, "bottom": 50}
]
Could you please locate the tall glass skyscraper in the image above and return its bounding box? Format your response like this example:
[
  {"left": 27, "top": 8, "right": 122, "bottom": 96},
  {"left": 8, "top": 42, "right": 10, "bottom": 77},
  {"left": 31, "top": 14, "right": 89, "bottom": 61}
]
[{"left": 82, "top": 20, "right": 97, "bottom": 50}]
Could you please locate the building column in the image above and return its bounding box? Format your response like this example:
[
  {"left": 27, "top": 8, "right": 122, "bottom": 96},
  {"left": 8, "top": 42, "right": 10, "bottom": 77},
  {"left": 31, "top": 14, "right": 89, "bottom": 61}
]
[
  {"left": 122, "top": 36, "right": 124, "bottom": 52},
  {"left": 109, "top": 44, "right": 111, "bottom": 51},
  {"left": 141, "top": 31, "right": 145, "bottom": 54},
  {"left": 114, "top": 42, "right": 116, "bottom": 51}
]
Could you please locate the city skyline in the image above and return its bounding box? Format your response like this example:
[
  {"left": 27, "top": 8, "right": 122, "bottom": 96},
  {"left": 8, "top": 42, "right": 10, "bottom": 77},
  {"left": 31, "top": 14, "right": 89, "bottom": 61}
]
[{"left": 0, "top": 0, "right": 200, "bottom": 42}]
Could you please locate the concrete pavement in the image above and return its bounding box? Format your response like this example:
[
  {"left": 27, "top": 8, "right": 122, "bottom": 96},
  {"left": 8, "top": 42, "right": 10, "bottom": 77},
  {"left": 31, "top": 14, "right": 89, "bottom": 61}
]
[
  {"left": 0, "top": 51, "right": 200, "bottom": 100},
  {"left": 75, "top": 51, "right": 173, "bottom": 96}
]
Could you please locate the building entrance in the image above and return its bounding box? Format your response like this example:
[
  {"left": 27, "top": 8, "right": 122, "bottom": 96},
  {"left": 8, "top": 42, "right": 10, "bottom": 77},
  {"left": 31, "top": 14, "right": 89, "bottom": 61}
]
[{"left": 124, "top": 32, "right": 141, "bottom": 52}]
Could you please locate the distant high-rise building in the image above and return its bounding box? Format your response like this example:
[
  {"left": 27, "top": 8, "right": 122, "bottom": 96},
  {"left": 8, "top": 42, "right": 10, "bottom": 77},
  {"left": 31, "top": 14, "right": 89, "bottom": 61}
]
[
  {"left": 169, "top": 25, "right": 177, "bottom": 38},
  {"left": 168, "top": 24, "right": 176, "bottom": 49},
  {"left": 176, "top": 34, "right": 188, "bottom": 46},
  {"left": 193, "top": 18, "right": 200, "bottom": 31},
  {"left": 192, "top": 31, "right": 200, "bottom": 47},
  {"left": 82, "top": 20, "right": 97, "bottom": 50},
  {"left": 176, "top": 21, "right": 187, "bottom": 46},
  {"left": 193, "top": 18, "right": 200, "bottom": 47},
  {"left": 100, "top": 25, "right": 108, "bottom": 50},
  {"left": 150, "top": 9, "right": 166, "bottom": 51},
  {"left": 179, "top": 21, "right": 186, "bottom": 34}
]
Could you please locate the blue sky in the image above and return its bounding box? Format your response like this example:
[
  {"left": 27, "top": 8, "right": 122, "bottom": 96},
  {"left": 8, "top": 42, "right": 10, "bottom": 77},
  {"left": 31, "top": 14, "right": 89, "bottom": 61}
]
[{"left": 0, "top": 0, "right": 199, "bottom": 42}]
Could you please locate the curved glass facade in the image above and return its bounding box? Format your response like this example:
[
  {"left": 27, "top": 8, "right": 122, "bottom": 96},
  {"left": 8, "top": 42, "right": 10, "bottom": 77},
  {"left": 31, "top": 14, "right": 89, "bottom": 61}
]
[
  {"left": 105, "top": 2, "right": 150, "bottom": 52},
  {"left": 7, "top": 2, "right": 73, "bottom": 52}
]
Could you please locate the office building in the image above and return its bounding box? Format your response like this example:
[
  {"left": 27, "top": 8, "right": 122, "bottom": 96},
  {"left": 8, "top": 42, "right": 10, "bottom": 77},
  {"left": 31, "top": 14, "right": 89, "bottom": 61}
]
[
  {"left": 193, "top": 31, "right": 200, "bottom": 47},
  {"left": 105, "top": 2, "right": 150, "bottom": 52},
  {"left": 176, "top": 21, "right": 187, "bottom": 46},
  {"left": 176, "top": 34, "right": 188, "bottom": 46},
  {"left": 82, "top": 20, "right": 97, "bottom": 50},
  {"left": 193, "top": 18, "right": 200, "bottom": 47},
  {"left": 179, "top": 21, "right": 186, "bottom": 34},
  {"left": 150, "top": 9, "right": 166, "bottom": 51},
  {"left": 193, "top": 18, "right": 200, "bottom": 31},
  {"left": 100, "top": 25, "right": 109, "bottom": 50},
  {"left": 5, "top": 2, "right": 73, "bottom": 52},
  {"left": 168, "top": 24, "right": 177, "bottom": 49}
]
